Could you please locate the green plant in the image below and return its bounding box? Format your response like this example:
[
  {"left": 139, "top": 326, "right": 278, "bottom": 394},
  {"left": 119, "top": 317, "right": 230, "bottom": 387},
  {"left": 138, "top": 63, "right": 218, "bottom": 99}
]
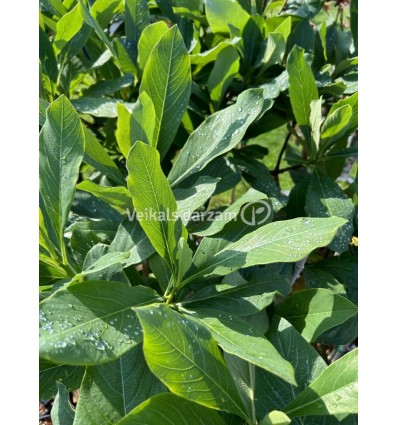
[{"left": 39, "top": 1, "right": 358, "bottom": 424}]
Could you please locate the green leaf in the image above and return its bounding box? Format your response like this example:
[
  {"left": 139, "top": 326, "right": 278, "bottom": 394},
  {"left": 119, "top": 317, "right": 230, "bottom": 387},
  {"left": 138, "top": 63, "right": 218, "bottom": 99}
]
[
  {"left": 140, "top": 25, "right": 191, "bottom": 158},
  {"left": 285, "top": 349, "right": 358, "bottom": 417},
  {"left": 125, "top": 0, "right": 150, "bottom": 63},
  {"left": 137, "top": 21, "right": 169, "bottom": 71},
  {"left": 305, "top": 171, "right": 355, "bottom": 253},
  {"left": 255, "top": 316, "right": 327, "bottom": 418},
  {"left": 260, "top": 411, "right": 291, "bottom": 425},
  {"left": 73, "top": 344, "right": 165, "bottom": 424},
  {"left": 192, "top": 188, "right": 270, "bottom": 237},
  {"left": 127, "top": 141, "right": 184, "bottom": 273},
  {"left": 40, "top": 0, "right": 67, "bottom": 18},
  {"left": 83, "top": 127, "right": 126, "bottom": 186},
  {"left": 168, "top": 89, "right": 271, "bottom": 187},
  {"left": 117, "top": 393, "right": 229, "bottom": 425},
  {"left": 310, "top": 98, "right": 323, "bottom": 151},
  {"left": 109, "top": 218, "right": 155, "bottom": 266},
  {"left": 276, "top": 289, "right": 358, "bottom": 342},
  {"left": 39, "top": 281, "right": 160, "bottom": 365},
  {"left": 116, "top": 103, "right": 133, "bottom": 158},
  {"left": 39, "top": 27, "right": 57, "bottom": 82},
  {"left": 208, "top": 45, "right": 240, "bottom": 110},
  {"left": 53, "top": 4, "right": 84, "bottom": 56},
  {"left": 319, "top": 105, "right": 353, "bottom": 154},
  {"left": 183, "top": 277, "right": 290, "bottom": 316},
  {"left": 72, "top": 97, "right": 133, "bottom": 118},
  {"left": 184, "top": 217, "right": 346, "bottom": 283},
  {"left": 85, "top": 74, "right": 134, "bottom": 97},
  {"left": 174, "top": 176, "right": 219, "bottom": 225},
  {"left": 204, "top": 0, "right": 250, "bottom": 35},
  {"left": 135, "top": 304, "right": 249, "bottom": 420},
  {"left": 191, "top": 38, "right": 241, "bottom": 74},
  {"left": 190, "top": 309, "right": 296, "bottom": 385},
  {"left": 39, "top": 360, "right": 84, "bottom": 400},
  {"left": 281, "top": 0, "right": 324, "bottom": 19},
  {"left": 287, "top": 46, "right": 319, "bottom": 157},
  {"left": 130, "top": 91, "right": 156, "bottom": 146},
  {"left": 262, "top": 33, "right": 286, "bottom": 72},
  {"left": 77, "top": 181, "right": 133, "bottom": 213},
  {"left": 328, "top": 92, "right": 358, "bottom": 140},
  {"left": 51, "top": 382, "right": 75, "bottom": 425},
  {"left": 39, "top": 96, "right": 85, "bottom": 259},
  {"left": 91, "top": 0, "right": 123, "bottom": 28}
]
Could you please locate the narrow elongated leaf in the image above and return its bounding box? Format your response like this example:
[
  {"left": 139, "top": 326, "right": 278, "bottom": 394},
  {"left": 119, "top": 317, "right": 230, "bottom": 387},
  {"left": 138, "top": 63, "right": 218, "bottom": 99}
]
[
  {"left": 51, "top": 382, "right": 75, "bottom": 425},
  {"left": 208, "top": 45, "right": 240, "bottom": 110},
  {"left": 116, "top": 103, "right": 133, "bottom": 158},
  {"left": 39, "top": 96, "right": 85, "bottom": 257},
  {"left": 72, "top": 97, "right": 133, "bottom": 118},
  {"left": 319, "top": 105, "right": 353, "bottom": 153},
  {"left": 255, "top": 317, "right": 327, "bottom": 418},
  {"left": 39, "top": 27, "right": 57, "bottom": 82},
  {"left": 85, "top": 74, "right": 134, "bottom": 97},
  {"left": 135, "top": 304, "right": 249, "bottom": 420},
  {"left": 77, "top": 181, "right": 133, "bottom": 213},
  {"left": 73, "top": 345, "right": 165, "bottom": 425},
  {"left": 305, "top": 171, "right": 355, "bottom": 253},
  {"left": 130, "top": 91, "right": 156, "bottom": 146},
  {"left": 168, "top": 89, "right": 270, "bottom": 187},
  {"left": 328, "top": 92, "right": 358, "bottom": 142},
  {"left": 184, "top": 217, "right": 346, "bottom": 283},
  {"left": 137, "top": 21, "right": 169, "bottom": 71},
  {"left": 127, "top": 141, "right": 184, "bottom": 272},
  {"left": 287, "top": 46, "right": 319, "bottom": 157},
  {"left": 117, "top": 393, "right": 228, "bottom": 425},
  {"left": 276, "top": 289, "right": 358, "bottom": 342},
  {"left": 125, "top": 0, "right": 150, "bottom": 63},
  {"left": 39, "top": 281, "right": 160, "bottom": 365},
  {"left": 83, "top": 127, "right": 125, "bottom": 185},
  {"left": 310, "top": 98, "right": 323, "bottom": 151},
  {"left": 191, "top": 309, "right": 296, "bottom": 385},
  {"left": 140, "top": 25, "right": 191, "bottom": 158},
  {"left": 285, "top": 349, "right": 358, "bottom": 417}
]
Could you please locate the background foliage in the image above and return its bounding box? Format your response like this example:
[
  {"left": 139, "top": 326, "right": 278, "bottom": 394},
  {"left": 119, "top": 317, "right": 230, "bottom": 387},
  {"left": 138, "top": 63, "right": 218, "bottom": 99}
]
[{"left": 39, "top": 0, "right": 358, "bottom": 424}]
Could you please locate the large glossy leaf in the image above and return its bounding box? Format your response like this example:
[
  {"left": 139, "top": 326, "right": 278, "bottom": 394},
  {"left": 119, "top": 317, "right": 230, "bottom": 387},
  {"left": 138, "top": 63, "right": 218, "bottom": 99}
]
[
  {"left": 276, "top": 289, "right": 358, "bottom": 342},
  {"left": 73, "top": 345, "right": 165, "bottom": 424},
  {"left": 190, "top": 309, "right": 296, "bottom": 385},
  {"left": 117, "top": 393, "right": 228, "bottom": 425},
  {"left": 285, "top": 349, "right": 358, "bottom": 417},
  {"left": 53, "top": 4, "right": 84, "bottom": 55},
  {"left": 39, "top": 96, "right": 85, "bottom": 258},
  {"left": 127, "top": 141, "right": 184, "bottom": 272},
  {"left": 183, "top": 217, "right": 346, "bottom": 283},
  {"left": 168, "top": 89, "right": 271, "bottom": 186},
  {"left": 305, "top": 171, "right": 355, "bottom": 253},
  {"left": 51, "top": 382, "right": 75, "bottom": 425},
  {"left": 91, "top": 0, "right": 123, "bottom": 28},
  {"left": 287, "top": 46, "right": 319, "bottom": 157},
  {"left": 140, "top": 25, "right": 191, "bottom": 158},
  {"left": 208, "top": 45, "right": 240, "bottom": 110},
  {"left": 135, "top": 304, "right": 249, "bottom": 420},
  {"left": 255, "top": 317, "right": 327, "bottom": 419},
  {"left": 39, "top": 281, "right": 160, "bottom": 365}
]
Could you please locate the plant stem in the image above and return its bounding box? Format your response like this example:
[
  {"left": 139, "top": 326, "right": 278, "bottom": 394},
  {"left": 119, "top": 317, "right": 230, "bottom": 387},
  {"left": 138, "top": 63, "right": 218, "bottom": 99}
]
[{"left": 272, "top": 164, "right": 304, "bottom": 175}]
